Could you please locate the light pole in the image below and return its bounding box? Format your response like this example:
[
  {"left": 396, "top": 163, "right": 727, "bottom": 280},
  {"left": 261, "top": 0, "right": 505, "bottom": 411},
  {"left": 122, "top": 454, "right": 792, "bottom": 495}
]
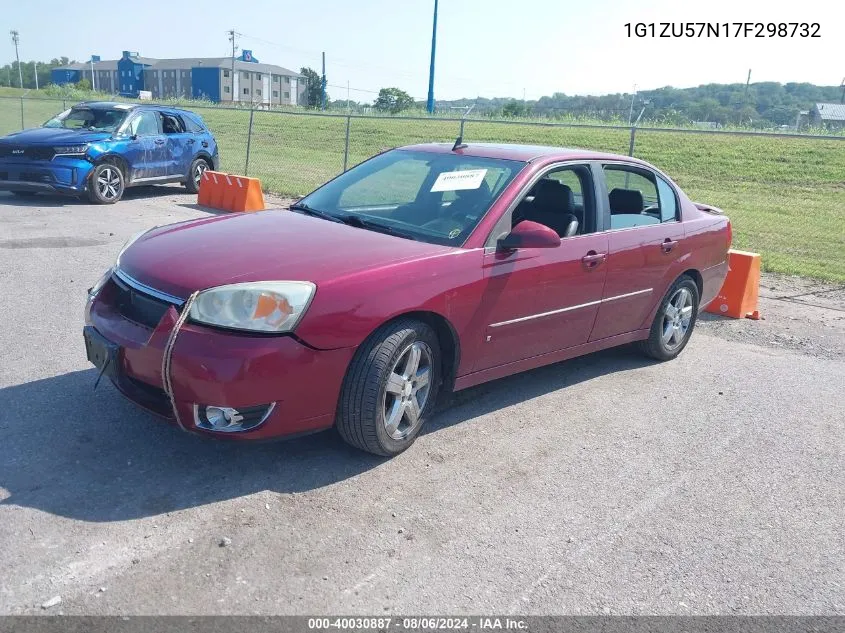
[
  {"left": 426, "top": 0, "right": 438, "bottom": 114},
  {"left": 10, "top": 30, "right": 22, "bottom": 89}
]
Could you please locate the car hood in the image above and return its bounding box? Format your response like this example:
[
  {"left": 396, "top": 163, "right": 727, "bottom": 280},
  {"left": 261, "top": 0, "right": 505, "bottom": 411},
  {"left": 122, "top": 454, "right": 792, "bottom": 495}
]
[
  {"left": 0, "top": 127, "right": 112, "bottom": 145},
  {"left": 118, "top": 210, "right": 456, "bottom": 299}
]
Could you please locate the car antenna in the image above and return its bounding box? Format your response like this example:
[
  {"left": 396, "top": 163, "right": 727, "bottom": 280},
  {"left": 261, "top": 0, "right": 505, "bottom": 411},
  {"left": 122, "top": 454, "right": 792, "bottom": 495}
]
[{"left": 451, "top": 104, "right": 474, "bottom": 151}]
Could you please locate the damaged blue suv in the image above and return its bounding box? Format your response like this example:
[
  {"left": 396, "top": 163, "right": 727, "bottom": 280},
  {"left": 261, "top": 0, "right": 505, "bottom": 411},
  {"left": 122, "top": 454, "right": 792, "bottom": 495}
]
[{"left": 0, "top": 102, "right": 218, "bottom": 204}]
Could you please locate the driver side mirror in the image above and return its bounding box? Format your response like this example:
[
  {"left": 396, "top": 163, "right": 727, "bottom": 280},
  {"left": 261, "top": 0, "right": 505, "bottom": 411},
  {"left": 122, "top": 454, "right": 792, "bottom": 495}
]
[{"left": 498, "top": 220, "right": 561, "bottom": 250}]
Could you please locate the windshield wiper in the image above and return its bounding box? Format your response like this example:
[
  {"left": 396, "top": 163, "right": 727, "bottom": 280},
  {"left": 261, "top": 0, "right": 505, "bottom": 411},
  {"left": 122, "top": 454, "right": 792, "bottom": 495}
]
[
  {"left": 339, "top": 215, "right": 417, "bottom": 241},
  {"left": 289, "top": 202, "right": 343, "bottom": 223}
]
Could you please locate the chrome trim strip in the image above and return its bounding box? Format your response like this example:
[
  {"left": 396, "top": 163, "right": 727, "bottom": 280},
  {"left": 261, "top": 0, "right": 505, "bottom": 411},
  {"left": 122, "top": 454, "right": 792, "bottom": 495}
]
[
  {"left": 113, "top": 268, "right": 186, "bottom": 306},
  {"left": 488, "top": 288, "right": 653, "bottom": 328},
  {"left": 489, "top": 300, "right": 602, "bottom": 328},
  {"left": 600, "top": 288, "right": 653, "bottom": 302}
]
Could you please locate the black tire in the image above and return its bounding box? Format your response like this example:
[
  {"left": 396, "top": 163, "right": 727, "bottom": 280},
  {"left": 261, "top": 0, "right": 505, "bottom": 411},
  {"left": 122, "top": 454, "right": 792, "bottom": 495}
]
[
  {"left": 87, "top": 162, "right": 124, "bottom": 204},
  {"left": 639, "top": 275, "right": 700, "bottom": 361},
  {"left": 11, "top": 191, "right": 37, "bottom": 198},
  {"left": 185, "top": 157, "right": 209, "bottom": 194},
  {"left": 337, "top": 319, "right": 441, "bottom": 456}
]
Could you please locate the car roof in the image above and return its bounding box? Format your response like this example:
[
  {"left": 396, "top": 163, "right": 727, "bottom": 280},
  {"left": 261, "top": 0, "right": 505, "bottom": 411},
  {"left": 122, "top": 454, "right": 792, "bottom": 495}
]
[
  {"left": 74, "top": 101, "right": 200, "bottom": 116},
  {"left": 400, "top": 142, "right": 650, "bottom": 166}
]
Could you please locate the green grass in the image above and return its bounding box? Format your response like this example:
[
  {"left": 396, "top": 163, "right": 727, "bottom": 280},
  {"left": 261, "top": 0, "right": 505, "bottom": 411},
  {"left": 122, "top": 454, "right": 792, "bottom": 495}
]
[{"left": 1, "top": 95, "right": 843, "bottom": 281}]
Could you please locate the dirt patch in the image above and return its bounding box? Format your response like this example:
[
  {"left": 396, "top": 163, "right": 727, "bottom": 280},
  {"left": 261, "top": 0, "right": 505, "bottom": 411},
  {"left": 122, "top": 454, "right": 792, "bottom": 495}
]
[{"left": 698, "top": 272, "right": 845, "bottom": 359}]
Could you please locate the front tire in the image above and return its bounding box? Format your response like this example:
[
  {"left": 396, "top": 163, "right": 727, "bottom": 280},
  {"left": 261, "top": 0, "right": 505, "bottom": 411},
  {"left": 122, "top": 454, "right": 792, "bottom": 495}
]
[
  {"left": 87, "top": 163, "right": 124, "bottom": 204},
  {"left": 337, "top": 319, "right": 441, "bottom": 456},
  {"left": 639, "top": 275, "right": 700, "bottom": 361},
  {"left": 185, "top": 158, "right": 209, "bottom": 194}
]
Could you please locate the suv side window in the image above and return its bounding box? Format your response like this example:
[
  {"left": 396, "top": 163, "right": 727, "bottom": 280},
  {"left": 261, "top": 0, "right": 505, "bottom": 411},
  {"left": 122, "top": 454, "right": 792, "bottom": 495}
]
[
  {"left": 161, "top": 113, "right": 184, "bottom": 134},
  {"left": 602, "top": 165, "right": 661, "bottom": 230},
  {"left": 127, "top": 111, "right": 160, "bottom": 137},
  {"left": 182, "top": 114, "right": 205, "bottom": 133}
]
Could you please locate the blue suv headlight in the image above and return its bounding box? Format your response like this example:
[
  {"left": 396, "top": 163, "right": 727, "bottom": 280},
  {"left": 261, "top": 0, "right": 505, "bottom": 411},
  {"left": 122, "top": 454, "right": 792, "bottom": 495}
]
[{"left": 53, "top": 144, "right": 89, "bottom": 157}]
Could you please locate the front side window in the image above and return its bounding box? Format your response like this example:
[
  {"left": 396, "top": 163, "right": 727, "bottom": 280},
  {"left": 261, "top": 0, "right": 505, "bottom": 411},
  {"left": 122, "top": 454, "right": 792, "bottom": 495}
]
[
  {"left": 603, "top": 165, "right": 662, "bottom": 229},
  {"left": 124, "top": 111, "right": 160, "bottom": 137},
  {"left": 298, "top": 150, "right": 525, "bottom": 246},
  {"left": 43, "top": 107, "right": 129, "bottom": 132},
  {"left": 512, "top": 165, "right": 596, "bottom": 237}
]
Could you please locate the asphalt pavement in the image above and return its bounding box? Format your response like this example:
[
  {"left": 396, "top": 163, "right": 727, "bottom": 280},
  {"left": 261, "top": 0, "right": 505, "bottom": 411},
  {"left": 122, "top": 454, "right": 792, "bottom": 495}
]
[{"left": 0, "top": 188, "right": 842, "bottom": 615}]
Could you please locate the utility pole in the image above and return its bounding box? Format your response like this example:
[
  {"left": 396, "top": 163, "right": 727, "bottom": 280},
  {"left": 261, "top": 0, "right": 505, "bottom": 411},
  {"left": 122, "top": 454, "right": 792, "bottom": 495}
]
[
  {"left": 744, "top": 68, "right": 751, "bottom": 101},
  {"left": 347, "top": 80, "right": 350, "bottom": 112},
  {"left": 627, "top": 84, "right": 637, "bottom": 125},
  {"left": 426, "top": 0, "right": 438, "bottom": 114},
  {"left": 34, "top": 60, "right": 38, "bottom": 90},
  {"left": 321, "top": 51, "right": 326, "bottom": 110},
  {"left": 10, "top": 30, "right": 22, "bottom": 89},
  {"left": 228, "top": 29, "right": 237, "bottom": 102},
  {"left": 840, "top": 77, "right": 845, "bottom": 104}
]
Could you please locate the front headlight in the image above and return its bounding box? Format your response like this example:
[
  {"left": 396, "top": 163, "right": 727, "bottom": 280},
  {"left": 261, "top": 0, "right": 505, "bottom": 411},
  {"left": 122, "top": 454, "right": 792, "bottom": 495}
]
[
  {"left": 189, "top": 282, "right": 316, "bottom": 333},
  {"left": 53, "top": 144, "right": 89, "bottom": 156}
]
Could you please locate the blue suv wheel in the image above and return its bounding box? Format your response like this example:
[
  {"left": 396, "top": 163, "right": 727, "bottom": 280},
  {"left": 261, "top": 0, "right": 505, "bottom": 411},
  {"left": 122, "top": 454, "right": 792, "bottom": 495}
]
[{"left": 88, "top": 163, "right": 125, "bottom": 204}]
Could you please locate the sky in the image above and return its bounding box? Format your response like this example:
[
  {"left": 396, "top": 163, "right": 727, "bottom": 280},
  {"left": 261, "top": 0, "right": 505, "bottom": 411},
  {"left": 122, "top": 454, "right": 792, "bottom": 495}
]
[{"left": 4, "top": 0, "right": 842, "bottom": 102}]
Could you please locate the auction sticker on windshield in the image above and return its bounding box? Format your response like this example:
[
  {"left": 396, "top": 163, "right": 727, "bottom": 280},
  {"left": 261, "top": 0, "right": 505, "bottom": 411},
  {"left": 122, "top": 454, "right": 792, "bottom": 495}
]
[{"left": 431, "top": 169, "right": 488, "bottom": 192}]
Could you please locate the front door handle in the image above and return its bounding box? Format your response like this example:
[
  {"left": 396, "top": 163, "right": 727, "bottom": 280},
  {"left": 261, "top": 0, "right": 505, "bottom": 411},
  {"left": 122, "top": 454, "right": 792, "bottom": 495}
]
[
  {"left": 661, "top": 238, "right": 679, "bottom": 253},
  {"left": 581, "top": 251, "right": 607, "bottom": 269},
  {"left": 154, "top": 138, "right": 165, "bottom": 145},
  {"left": 186, "top": 138, "right": 195, "bottom": 145}
]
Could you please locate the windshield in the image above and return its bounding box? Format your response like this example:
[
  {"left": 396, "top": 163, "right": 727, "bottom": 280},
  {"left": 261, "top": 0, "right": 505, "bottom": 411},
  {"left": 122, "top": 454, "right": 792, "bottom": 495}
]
[
  {"left": 297, "top": 149, "right": 525, "bottom": 246},
  {"left": 43, "top": 107, "right": 129, "bottom": 132}
]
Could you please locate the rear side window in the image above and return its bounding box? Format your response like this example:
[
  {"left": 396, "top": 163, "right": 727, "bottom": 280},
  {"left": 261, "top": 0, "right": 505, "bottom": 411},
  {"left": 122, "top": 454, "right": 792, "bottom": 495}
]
[
  {"left": 603, "top": 165, "right": 665, "bottom": 229},
  {"left": 160, "top": 113, "right": 184, "bottom": 134},
  {"left": 656, "top": 176, "right": 678, "bottom": 222},
  {"left": 182, "top": 113, "right": 206, "bottom": 133}
]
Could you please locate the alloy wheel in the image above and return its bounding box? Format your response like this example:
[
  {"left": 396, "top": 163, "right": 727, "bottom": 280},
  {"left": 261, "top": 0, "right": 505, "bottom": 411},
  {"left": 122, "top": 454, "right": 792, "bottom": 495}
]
[
  {"left": 382, "top": 341, "right": 433, "bottom": 440},
  {"left": 194, "top": 161, "right": 208, "bottom": 188},
  {"left": 97, "top": 167, "right": 121, "bottom": 200},
  {"left": 661, "top": 287, "right": 694, "bottom": 350}
]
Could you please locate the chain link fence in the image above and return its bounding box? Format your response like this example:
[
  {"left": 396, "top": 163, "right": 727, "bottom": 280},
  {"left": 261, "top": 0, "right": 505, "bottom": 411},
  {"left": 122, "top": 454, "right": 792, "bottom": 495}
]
[{"left": 1, "top": 96, "right": 843, "bottom": 281}]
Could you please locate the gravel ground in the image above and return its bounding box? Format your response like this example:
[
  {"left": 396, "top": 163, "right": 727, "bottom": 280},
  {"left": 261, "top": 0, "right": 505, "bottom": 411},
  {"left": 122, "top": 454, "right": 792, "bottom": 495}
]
[{"left": 0, "top": 187, "right": 842, "bottom": 615}]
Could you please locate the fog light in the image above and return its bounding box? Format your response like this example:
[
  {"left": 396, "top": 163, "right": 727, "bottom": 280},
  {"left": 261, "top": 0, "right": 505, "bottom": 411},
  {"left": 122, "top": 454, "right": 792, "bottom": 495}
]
[
  {"left": 205, "top": 406, "right": 242, "bottom": 429},
  {"left": 193, "top": 403, "right": 275, "bottom": 433}
]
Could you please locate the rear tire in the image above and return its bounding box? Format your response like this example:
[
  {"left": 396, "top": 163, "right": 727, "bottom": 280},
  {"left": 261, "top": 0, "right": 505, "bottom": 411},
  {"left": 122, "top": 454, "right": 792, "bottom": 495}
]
[
  {"left": 639, "top": 275, "right": 700, "bottom": 361},
  {"left": 337, "top": 319, "right": 441, "bottom": 456},
  {"left": 87, "top": 163, "right": 124, "bottom": 204},
  {"left": 185, "top": 158, "right": 209, "bottom": 194}
]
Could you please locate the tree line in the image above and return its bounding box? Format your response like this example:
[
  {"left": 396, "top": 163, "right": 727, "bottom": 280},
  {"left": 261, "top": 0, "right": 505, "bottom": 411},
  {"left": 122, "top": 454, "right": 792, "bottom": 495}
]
[{"left": 435, "top": 82, "right": 845, "bottom": 126}]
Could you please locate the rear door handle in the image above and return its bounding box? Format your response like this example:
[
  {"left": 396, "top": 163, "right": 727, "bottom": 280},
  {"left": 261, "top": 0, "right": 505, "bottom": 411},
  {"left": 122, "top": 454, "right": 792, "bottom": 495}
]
[
  {"left": 581, "top": 251, "right": 607, "bottom": 269},
  {"left": 154, "top": 138, "right": 165, "bottom": 145},
  {"left": 661, "top": 238, "right": 679, "bottom": 253},
  {"left": 186, "top": 138, "right": 195, "bottom": 145}
]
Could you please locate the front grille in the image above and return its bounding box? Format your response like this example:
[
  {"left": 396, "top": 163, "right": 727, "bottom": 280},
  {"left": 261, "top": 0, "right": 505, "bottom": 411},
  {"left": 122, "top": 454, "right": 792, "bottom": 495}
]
[
  {"left": 112, "top": 274, "right": 179, "bottom": 329},
  {"left": 0, "top": 145, "right": 54, "bottom": 160}
]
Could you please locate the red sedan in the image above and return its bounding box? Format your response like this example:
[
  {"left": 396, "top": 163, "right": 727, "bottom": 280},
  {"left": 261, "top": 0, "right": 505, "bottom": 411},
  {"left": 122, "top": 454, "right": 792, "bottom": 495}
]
[{"left": 84, "top": 143, "right": 730, "bottom": 455}]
